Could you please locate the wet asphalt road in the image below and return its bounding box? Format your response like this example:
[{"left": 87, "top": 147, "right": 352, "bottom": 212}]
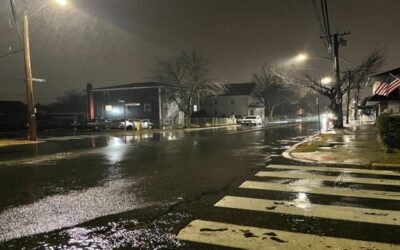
[{"left": 0, "top": 122, "right": 330, "bottom": 249}]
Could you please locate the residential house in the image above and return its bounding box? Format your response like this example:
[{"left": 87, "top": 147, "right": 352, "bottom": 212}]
[{"left": 201, "top": 83, "right": 264, "bottom": 117}]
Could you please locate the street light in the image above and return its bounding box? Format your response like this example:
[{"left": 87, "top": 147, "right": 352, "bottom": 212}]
[
  {"left": 294, "top": 53, "right": 308, "bottom": 63},
  {"left": 321, "top": 76, "right": 333, "bottom": 85},
  {"left": 11, "top": 0, "right": 67, "bottom": 140},
  {"left": 55, "top": 0, "right": 68, "bottom": 5}
]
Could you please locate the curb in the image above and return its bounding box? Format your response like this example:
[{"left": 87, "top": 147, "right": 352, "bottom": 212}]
[
  {"left": 281, "top": 133, "right": 371, "bottom": 167},
  {"left": 372, "top": 163, "right": 400, "bottom": 168},
  {"left": 281, "top": 134, "right": 319, "bottom": 164}
]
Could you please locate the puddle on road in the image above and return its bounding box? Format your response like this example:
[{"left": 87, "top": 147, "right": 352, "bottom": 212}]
[{"left": 7, "top": 212, "right": 190, "bottom": 250}]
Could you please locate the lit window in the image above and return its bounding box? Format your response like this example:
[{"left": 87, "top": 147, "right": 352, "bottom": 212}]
[{"left": 105, "top": 105, "right": 113, "bottom": 111}]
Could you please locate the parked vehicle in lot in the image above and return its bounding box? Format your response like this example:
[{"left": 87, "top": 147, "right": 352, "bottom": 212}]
[
  {"left": 120, "top": 119, "right": 153, "bottom": 130},
  {"left": 140, "top": 119, "right": 153, "bottom": 129},
  {"left": 87, "top": 119, "right": 110, "bottom": 131},
  {"left": 234, "top": 115, "right": 244, "bottom": 124},
  {"left": 241, "top": 116, "right": 263, "bottom": 126}
]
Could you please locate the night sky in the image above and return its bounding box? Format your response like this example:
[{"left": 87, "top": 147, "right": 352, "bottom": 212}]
[{"left": 0, "top": 0, "right": 399, "bottom": 103}]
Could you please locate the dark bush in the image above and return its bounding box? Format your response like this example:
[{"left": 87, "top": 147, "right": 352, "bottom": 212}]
[{"left": 376, "top": 114, "right": 400, "bottom": 149}]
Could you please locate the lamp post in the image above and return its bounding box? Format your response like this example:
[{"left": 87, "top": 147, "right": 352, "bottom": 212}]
[
  {"left": 118, "top": 100, "right": 126, "bottom": 132},
  {"left": 11, "top": 0, "right": 68, "bottom": 140}
]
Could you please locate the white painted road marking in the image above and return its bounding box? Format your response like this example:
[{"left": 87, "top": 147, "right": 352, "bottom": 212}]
[
  {"left": 177, "top": 220, "right": 398, "bottom": 250},
  {"left": 240, "top": 181, "right": 400, "bottom": 201},
  {"left": 267, "top": 164, "right": 400, "bottom": 177},
  {"left": 215, "top": 196, "right": 400, "bottom": 226},
  {"left": 256, "top": 170, "right": 400, "bottom": 186}
]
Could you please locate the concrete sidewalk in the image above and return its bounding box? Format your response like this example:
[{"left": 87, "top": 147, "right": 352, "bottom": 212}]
[{"left": 283, "top": 122, "right": 400, "bottom": 167}]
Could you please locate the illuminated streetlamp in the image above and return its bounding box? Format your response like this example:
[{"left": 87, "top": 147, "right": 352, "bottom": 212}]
[
  {"left": 55, "top": 0, "right": 68, "bottom": 5},
  {"left": 293, "top": 53, "right": 309, "bottom": 63},
  {"left": 321, "top": 76, "right": 333, "bottom": 85}
]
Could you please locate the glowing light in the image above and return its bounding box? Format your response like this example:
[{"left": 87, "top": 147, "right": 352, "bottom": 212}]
[
  {"left": 321, "top": 76, "right": 333, "bottom": 85},
  {"left": 55, "top": 0, "right": 68, "bottom": 5},
  {"left": 294, "top": 53, "right": 308, "bottom": 62}
]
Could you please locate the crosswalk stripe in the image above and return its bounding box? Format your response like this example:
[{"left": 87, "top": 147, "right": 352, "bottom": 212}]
[
  {"left": 267, "top": 164, "right": 400, "bottom": 177},
  {"left": 215, "top": 196, "right": 400, "bottom": 226},
  {"left": 256, "top": 171, "right": 400, "bottom": 186},
  {"left": 240, "top": 181, "right": 400, "bottom": 201},
  {"left": 177, "top": 220, "right": 398, "bottom": 250}
]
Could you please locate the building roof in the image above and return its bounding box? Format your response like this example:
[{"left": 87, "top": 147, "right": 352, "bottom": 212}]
[
  {"left": 92, "top": 82, "right": 171, "bottom": 91},
  {"left": 222, "top": 83, "right": 256, "bottom": 96},
  {"left": 371, "top": 67, "right": 400, "bottom": 79}
]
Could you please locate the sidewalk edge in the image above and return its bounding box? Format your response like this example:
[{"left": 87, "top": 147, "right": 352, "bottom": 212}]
[{"left": 281, "top": 133, "right": 371, "bottom": 167}]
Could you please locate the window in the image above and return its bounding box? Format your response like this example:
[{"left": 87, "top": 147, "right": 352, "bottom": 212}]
[
  {"left": 105, "top": 105, "right": 113, "bottom": 111},
  {"left": 144, "top": 103, "right": 151, "bottom": 112}
]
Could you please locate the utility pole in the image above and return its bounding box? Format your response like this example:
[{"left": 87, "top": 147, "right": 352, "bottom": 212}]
[
  {"left": 321, "top": 31, "right": 350, "bottom": 128},
  {"left": 346, "top": 71, "right": 351, "bottom": 124},
  {"left": 23, "top": 15, "right": 37, "bottom": 141},
  {"left": 316, "top": 97, "right": 321, "bottom": 134},
  {"left": 354, "top": 81, "right": 360, "bottom": 120}
]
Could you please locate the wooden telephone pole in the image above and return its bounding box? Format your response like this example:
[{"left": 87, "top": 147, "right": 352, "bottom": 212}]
[{"left": 23, "top": 14, "right": 37, "bottom": 141}]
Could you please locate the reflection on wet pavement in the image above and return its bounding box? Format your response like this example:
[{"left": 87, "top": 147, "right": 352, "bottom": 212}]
[{"left": 0, "top": 123, "right": 316, "bottom": 248}]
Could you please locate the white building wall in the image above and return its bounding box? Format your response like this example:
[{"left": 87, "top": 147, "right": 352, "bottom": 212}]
[{"left": 202, "top": 95, "right": 250, "bottom": 116}]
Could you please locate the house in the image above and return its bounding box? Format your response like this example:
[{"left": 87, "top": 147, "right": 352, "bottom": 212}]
[
  {"left": 87, "top": 82, "right": 182, "bottom": 128},
  {"left": 366, "top": 67, "right": 400, "bottom": 116},
  {"left": 0, "top": 101, "right": 27, "bottom": 130},
  {"left": 200, "top": 83, "right": 264, "bottom": 117}
]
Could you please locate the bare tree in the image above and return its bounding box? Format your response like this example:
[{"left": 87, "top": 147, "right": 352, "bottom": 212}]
[
  {"left": 252, "top": 64, "right": 303, "bottom": 121},
  {"left": 153, "top": 50, "right": 226, "bottom": 127},
  {"left": 39, "top": 90, "right": 87, "bottom": 113},
  {"left": 276, "top": 49, "right": 384, "bottom": 128}
]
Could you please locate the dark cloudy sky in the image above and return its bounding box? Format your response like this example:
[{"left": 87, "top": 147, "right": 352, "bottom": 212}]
[{"left": 0, "top": 0, "right": 399, "bottom": 103}]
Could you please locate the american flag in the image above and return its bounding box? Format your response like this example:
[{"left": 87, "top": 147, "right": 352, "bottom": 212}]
[{"left": 374, "top": 73, "right": 400, "bottom": 96}]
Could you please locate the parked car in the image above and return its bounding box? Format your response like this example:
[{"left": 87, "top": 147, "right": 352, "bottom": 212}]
[
  {"left": 120, "top": 119, "right": 153, "bottom": 130},
  {"left": 241, "top": 116, "right": 263, "bottom": 126},
  {"left": 234, "top": 115, "right": 244, "bottom": 124},
  {"left": 140, "top": 119, "right": 153, "bottom": 129},
  {"left": 87, "top": 119, "right": 110, "bottom": 131}
]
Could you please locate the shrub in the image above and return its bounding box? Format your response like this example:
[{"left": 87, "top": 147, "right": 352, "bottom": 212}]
[{"left": 376, "top": 114, "right": 400, "bottom": 149}]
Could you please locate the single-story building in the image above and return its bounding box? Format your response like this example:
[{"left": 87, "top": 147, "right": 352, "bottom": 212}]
[
  {"left": 87, "top": 82, "right": 182, "bottom": 128},
  {"left": 200, "top": 83, "right": 264, "bottom": 117}
]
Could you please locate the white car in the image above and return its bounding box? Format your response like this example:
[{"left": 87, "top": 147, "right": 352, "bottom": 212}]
[{"left": 241, "top": 116, "right": 263, "bottom": 126}]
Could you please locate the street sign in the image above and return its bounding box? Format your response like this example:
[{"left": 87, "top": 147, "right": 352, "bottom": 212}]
[
  {"left": 125, "top": 103, "right": 140, "bottom": 107},
  {"left": 32, "top": 78, "right": 46, "bottom": 83},
  {"left": 20, "top": 78, "right": 46, "bottom": 83}
]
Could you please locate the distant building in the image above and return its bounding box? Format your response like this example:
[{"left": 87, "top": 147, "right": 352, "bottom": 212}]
[
  {"left": 87, "top": 82, "right": 182, "bottom": 127},
  {"left": 201, "top": 83, "right": 264, "bottom": 117},
  {"left": 0, "top": 101, "right": 27, "bottom": 131}
]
